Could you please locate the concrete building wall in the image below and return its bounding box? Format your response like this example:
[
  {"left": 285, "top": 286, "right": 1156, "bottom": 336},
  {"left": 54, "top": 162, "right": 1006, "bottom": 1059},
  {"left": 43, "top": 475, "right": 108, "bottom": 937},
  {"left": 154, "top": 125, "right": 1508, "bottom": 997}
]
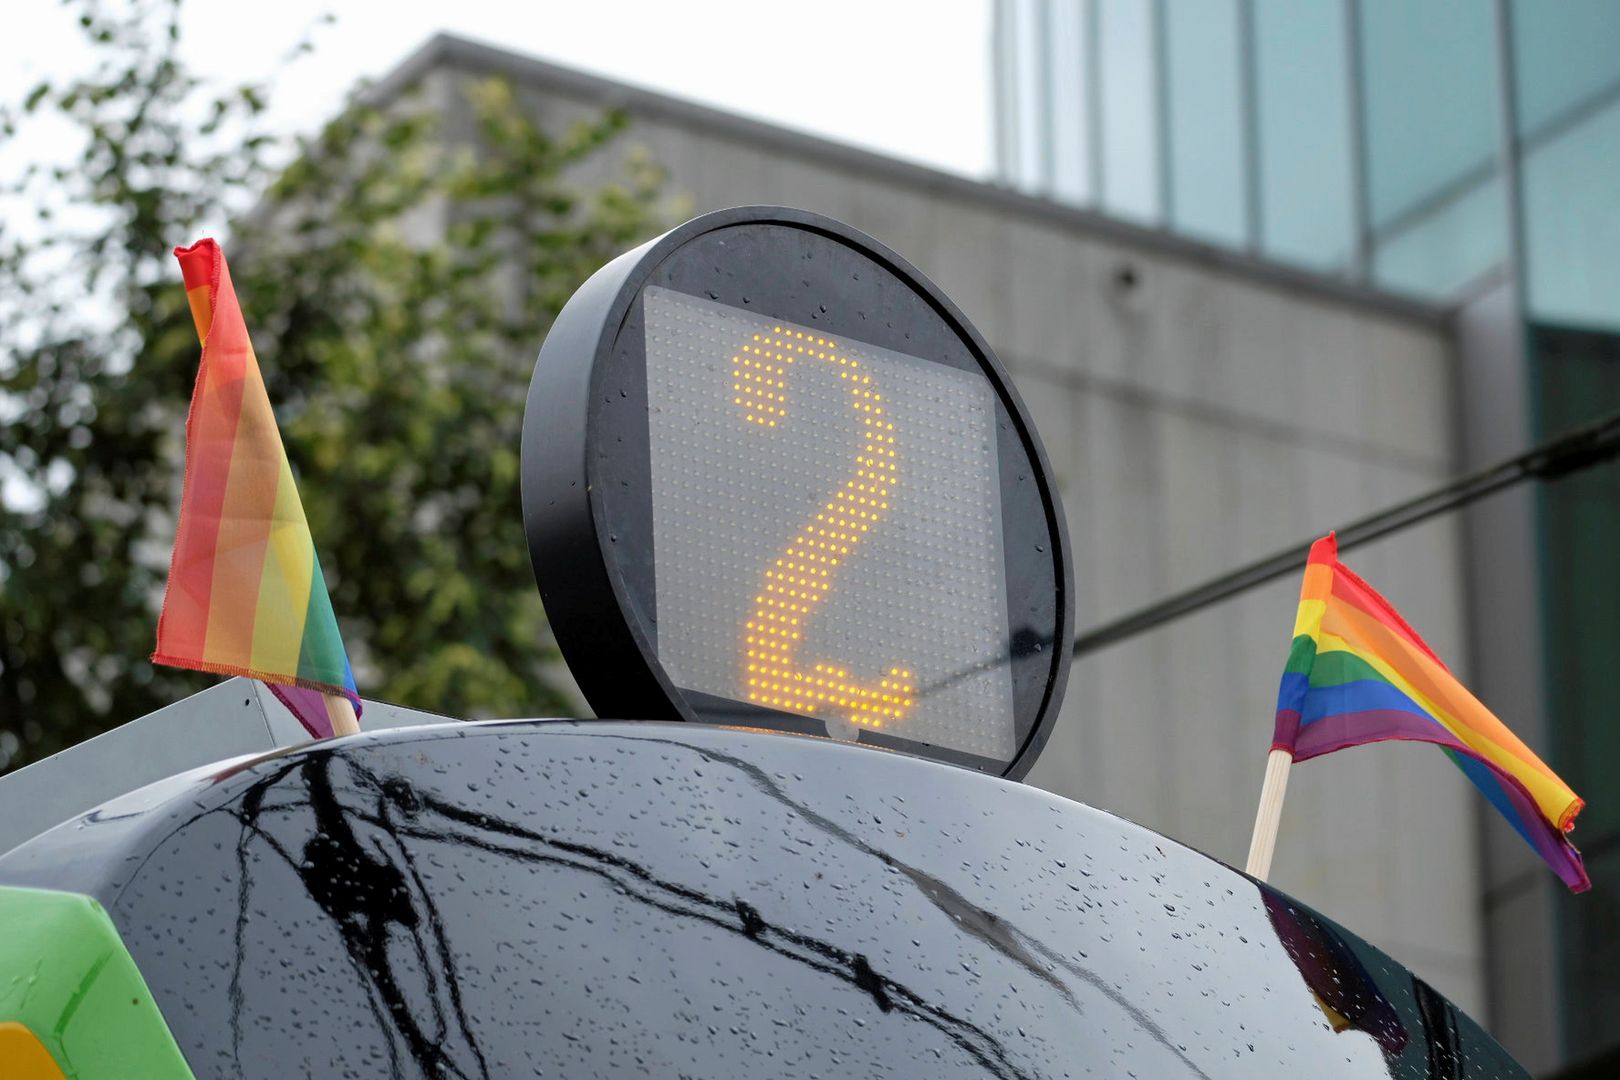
[{"left": 399, "top": 36, "right": 1486, "bottom": 1016}]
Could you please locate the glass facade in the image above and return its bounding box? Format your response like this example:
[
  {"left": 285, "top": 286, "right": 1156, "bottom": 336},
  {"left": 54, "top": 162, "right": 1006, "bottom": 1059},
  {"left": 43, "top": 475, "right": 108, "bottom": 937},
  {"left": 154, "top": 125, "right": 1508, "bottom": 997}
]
[
  {"left": 1512, "top": 0, "right": 1620, "bottom": 329},
  {"left": 995, "top": 1, "right": 1620, "bottom": 1072},
  {"left": 1095, "top": 0, "right": 1160, "bottom": 223},
  {"left": 992, "top": 0, "right": 1539, "bottom": 302},
  {"left": 1250, "top": 0, "right": 1356, "bottom": 272},
  {"left": 1162, "top": 0, "right": 1247, "bottom": 246},
  {"left": 1359, "top": 0, "right": 1505, "bottom": 295}
]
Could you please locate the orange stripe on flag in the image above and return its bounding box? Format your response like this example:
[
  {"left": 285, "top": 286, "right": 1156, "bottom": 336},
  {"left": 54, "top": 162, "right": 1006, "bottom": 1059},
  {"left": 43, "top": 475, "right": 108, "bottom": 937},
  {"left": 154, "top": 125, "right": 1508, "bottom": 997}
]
[
  {"left": 1318, "top": 599, "right": 1576, "bottom": 821},
  {"left": 183, "top": 284, "right": 213, "bottom": 341},
  {"left": 157, "top": 249, "right": 240, "bottom": 661},
  {"left": 200, "top": 346, "right": 279, "bottom": 670},
  {"left": 1328, "top": 563, "right": 1448, "bottom": 671}
]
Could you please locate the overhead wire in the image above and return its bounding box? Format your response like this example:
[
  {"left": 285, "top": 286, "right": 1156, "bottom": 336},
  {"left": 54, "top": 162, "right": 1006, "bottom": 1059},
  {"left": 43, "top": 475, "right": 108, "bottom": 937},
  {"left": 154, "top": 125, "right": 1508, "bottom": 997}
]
[{"left": 1071, "top": 407, "right": 1620, "bottom": 658}]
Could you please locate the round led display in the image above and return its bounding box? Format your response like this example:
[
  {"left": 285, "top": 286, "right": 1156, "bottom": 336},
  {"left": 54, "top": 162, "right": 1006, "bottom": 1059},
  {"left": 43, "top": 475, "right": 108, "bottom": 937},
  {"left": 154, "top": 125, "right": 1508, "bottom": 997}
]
[{"left": 521, "top": 207, "right": 1072, "bottom": 779}]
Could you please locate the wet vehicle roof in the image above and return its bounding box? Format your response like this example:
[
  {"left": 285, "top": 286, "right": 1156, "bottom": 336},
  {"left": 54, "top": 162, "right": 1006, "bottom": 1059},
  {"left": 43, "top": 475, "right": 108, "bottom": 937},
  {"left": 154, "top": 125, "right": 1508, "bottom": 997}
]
[{"left": 0, "top": 720, "right": 1526, "bottom": 1079}]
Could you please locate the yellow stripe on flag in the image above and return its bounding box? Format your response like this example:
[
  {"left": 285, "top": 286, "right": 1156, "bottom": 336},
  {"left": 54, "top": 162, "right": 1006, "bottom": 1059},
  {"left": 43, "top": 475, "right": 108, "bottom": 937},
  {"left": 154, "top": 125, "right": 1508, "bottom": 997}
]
[
  {"left": 1293, "top": 598, "right": 1327, "bottom": 640},
  {"left": 202, "top": 348, "right": 281, "bottom": 669},
  {"left": 1315, "top": 626, "right": 1575, "bottom": 823},
  {"left": 249, "top": 451, "right": 316, "bottom": 677}
]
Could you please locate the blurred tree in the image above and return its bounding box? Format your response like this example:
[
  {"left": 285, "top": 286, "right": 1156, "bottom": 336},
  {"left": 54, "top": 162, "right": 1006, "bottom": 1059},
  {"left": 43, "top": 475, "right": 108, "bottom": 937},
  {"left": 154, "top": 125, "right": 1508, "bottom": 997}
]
[{"left": 0, "top": 0, "right": 665, "bottom": 772}]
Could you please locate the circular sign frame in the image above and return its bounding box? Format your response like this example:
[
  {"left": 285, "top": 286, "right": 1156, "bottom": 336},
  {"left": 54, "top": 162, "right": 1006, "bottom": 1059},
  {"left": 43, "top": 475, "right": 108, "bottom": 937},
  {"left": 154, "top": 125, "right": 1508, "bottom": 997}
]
[{"left": 521, "top": 206, "right": 1072, "bottom": 780}]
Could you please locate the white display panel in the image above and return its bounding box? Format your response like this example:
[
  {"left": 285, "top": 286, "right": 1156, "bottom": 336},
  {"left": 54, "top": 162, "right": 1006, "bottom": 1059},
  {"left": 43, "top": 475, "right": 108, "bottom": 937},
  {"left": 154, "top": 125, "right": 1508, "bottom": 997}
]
[{"left": 643, "top": 287, "right": 1014, "bottom": 759}]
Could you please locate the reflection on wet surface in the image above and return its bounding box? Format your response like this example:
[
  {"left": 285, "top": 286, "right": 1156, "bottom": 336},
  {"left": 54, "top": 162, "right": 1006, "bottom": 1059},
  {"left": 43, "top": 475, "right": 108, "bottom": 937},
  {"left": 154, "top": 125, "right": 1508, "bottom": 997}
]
[
  {"left": 1263, "top": 892, "right": 1467, "bottom": 1080},
  {"left": 0, "top": 722, "right": 1527, "bottom": 1078}
]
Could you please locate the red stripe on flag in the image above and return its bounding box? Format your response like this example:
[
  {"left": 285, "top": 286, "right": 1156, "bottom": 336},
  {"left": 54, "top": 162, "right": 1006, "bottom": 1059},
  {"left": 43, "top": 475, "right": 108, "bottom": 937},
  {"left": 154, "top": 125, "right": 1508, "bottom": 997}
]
[
  {"left": 154, "top": 240, "right": 243, "bottom": 660},
  {"left": 1327, "top": 560, "right": 1450, "bottom": 672},
  {"left": 1305, "top": 532, "right": 1338, "bottom": 567},
  {"left": 195, "top": 260, "right": 278, "bottom": 669},
  {"left": 174, "top": 239, "right": 216, "bottom": 292}
]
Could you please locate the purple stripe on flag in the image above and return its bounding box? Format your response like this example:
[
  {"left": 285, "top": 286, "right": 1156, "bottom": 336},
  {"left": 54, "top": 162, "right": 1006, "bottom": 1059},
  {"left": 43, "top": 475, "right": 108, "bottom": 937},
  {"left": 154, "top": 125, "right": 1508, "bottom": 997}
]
[
  {"left": 1454, "top": 748, "right": 1591, "bottom": 891},
  {"left": 1290, "top": 709, "right": 1448, "bottom": 760},
  {"left": 1287, "top": 708, "right": 1590, "bottom": 891},
  {"left": 1272, "top": 708, "right": 1302, "bottom": 753},
  {"left": 269, "top": 682, "right": 335, "bottom": 739}
]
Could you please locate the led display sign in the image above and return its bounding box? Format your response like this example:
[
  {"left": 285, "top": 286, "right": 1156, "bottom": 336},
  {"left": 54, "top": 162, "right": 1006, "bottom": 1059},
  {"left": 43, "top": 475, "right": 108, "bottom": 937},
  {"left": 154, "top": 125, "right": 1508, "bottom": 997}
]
[{"left": 521, "top": 207, "right": 1071, "bottom": 778}]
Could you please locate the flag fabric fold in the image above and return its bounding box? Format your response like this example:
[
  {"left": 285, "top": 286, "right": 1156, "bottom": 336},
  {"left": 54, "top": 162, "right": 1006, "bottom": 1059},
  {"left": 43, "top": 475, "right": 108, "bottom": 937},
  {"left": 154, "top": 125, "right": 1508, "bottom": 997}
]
[
  {"left": 1274, "top": 532, "right": 1587, "bottom": 892},
  {"left": 153, "top": 238, "right": 360, "bottom": 738}
]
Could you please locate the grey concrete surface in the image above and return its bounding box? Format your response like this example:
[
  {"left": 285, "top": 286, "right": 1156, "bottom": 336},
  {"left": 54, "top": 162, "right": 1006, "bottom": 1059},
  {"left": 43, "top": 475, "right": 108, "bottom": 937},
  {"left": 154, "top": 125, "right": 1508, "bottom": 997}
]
[{"left": 0, "top": 679, "right": 448, "bottom": 857}]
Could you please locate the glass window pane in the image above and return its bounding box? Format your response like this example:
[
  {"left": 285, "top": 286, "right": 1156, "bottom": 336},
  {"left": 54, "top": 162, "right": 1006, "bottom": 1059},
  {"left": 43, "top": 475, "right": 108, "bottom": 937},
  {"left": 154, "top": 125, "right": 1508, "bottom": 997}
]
[
  {"left": 1372, "top": 173, "right": 1505, "bottom": 298},
  {"left": 1359, "top": 0, "right": 1504, "bottom": 296},
  {"left": 1520, "top": 98, "right": 1620, "bottom": 329},
  {"left": 1048, "top": 0, "right": 1094, "bottom": 204},
  {"left": 992, "top": 0, "right": 1019, "bottom": 180},
  {"left": 1511, "top": 0, "right": 1620, "bottom": 137},
  {"left": 1360, "top": 0, "right": 1498, "bottom": 227},
  {"left": 1163, "top": 0, "right": 1248, "bottom": 246},
  {"left": 1512, "top": 4, "right": 1620, "bottom": 329},
  {"left": 1097, "top": 0, "right": 1161, "bottom": 223},
  {"left": 1252, "top": 0, "right": 1355, "bottom": 271},
  {"left": 1010, "top": 0, "right": 1048, "bottom": 188}
]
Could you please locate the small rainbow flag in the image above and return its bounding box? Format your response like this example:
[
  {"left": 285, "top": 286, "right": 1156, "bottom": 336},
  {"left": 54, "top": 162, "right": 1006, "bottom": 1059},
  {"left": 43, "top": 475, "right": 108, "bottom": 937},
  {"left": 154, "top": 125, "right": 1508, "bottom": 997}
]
[
  {"left": 153, "top": 238, "right": 359, "bottom": 738},
  {"left": 1274, "top": 533, "right": 1587, "bottom": 891}
]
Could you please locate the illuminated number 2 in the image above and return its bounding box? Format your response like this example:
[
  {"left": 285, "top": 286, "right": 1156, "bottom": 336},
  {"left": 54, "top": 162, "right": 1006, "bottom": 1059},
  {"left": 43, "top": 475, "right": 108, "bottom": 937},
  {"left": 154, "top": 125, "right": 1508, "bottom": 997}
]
[{"left": 735, "top": 327, "right": 916, "bottom": 730}]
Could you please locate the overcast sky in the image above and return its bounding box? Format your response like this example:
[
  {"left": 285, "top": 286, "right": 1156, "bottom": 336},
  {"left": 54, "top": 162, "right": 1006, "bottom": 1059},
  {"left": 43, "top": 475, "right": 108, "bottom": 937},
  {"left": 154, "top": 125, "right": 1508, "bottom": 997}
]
[{"left": 3, "top": 0, "right": 995, "bottom": 178}]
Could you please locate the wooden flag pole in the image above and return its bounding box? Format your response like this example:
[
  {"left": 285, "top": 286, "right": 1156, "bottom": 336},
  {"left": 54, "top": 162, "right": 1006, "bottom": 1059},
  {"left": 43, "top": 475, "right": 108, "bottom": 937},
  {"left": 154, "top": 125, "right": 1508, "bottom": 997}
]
[
  {"left": 327, "top": 694, "right": 361, "bottom": 737},
  {"left": 1245, "top": 748, "right": 1293, "bottom": 880}
]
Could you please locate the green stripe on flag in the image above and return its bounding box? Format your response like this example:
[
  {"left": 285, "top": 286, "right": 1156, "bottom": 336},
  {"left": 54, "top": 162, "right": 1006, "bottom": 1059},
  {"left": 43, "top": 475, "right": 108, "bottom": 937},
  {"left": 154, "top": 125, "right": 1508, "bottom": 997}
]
[
  {"left": 1282, "top": 634, "right": 1318, "bottom": 676},
  {"left": 295, "top": 550, "right": 349, "bottom": 689},
  {"left": 1307, "top": 649, "right": 1389, "bottom": 689}
]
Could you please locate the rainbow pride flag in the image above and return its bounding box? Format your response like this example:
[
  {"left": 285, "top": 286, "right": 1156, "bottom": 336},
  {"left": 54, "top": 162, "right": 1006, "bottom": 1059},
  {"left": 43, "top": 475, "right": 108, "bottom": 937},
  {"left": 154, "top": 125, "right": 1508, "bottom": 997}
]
[
  {"left": 1274, "top": 533, "right": 1587, "bottom": 891},
  {"left": 153, "top": 239, "right": 359, "bottom": 738}
]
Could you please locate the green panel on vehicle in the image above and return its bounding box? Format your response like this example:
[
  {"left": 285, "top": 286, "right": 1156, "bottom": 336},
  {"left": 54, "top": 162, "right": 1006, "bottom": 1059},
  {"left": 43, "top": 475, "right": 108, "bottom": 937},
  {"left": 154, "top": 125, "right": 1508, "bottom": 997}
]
[{"left": 0, "top": 886, "right": 194, "bottom": 1079}]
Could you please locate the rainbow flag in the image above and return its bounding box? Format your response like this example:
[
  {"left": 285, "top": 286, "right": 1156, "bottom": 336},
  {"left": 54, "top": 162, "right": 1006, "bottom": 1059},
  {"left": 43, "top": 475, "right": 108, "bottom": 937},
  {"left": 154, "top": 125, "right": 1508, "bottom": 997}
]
[
  {"left": 1274, "top": 533, "right": 1587, "bottom": 891},
  {"left": 153, "top": 238, "right": 359, "bottom": 738}
]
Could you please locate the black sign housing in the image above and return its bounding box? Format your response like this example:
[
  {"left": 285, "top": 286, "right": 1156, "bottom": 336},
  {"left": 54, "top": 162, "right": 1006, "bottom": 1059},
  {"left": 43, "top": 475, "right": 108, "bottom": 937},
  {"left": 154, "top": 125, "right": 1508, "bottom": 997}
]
[{"left": 521, "top": 207, "right": 1071, "bottom": 779}]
